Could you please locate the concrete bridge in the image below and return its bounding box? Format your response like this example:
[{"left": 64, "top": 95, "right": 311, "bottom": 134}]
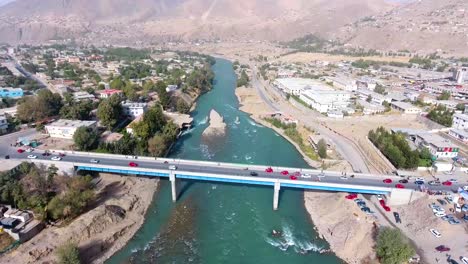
[{"left": 3, "top": 149, "right": 455, "bottom": 210}]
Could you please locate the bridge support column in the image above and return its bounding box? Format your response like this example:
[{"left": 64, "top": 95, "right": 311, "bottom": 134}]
[
  {"left": 169, "top": 172, "right": 177, "bottom": 202},
  {"left": 273, "top": 181, "right": 280, "bottom": 210}
]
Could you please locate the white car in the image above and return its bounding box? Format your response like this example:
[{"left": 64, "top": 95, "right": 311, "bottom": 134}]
[
  {"left": 415, "top": 177, "right": 425, "bottom": 182},
  {"left": 455, "top": 204, "right": 462, "bottom": 213},
  {"left": 429, "top": 228, "right": 441, "bottom": 238},
  {"left": 26, "top": 148, "right": 34, "bottom": 153},
  {"left": 90, "top": 159, "right": 100, "bottom": 163},
  {"left": 462, "top": 186, "right": 468, "bottom": 191},
  {"left": 460, "top": 257, "right": 468, "bottom": 264},
  {"left": 448, "top": 178, "right": 457, "bottom": 183},
  {"left": 51, "top": 156, "right": 62, "bottom": 161},
  {"left": 301, "top": 173, "right": 311, "bottom": 179},
  {"left": 27, "top": 155, "right": 37, "bottom": 159},
  {"left": 317, "top": 173, "right": 325, "bottom": 178},
  {"left": 377, "top": 195, "right": 384, "bottom": 201},
  {"left": 434, "top": 211, "right": 446, "bottom": 217},
  {"left": 432, "top": 207, "right": 445, "bottom": 213},
  {"left": 340, "top": 175, "right": 348, "bottom": 180},
  {"left": 169, "top": 165, "right": 177, "bottom": 170}
]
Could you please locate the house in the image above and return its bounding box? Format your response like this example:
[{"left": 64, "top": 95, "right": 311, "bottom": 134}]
[
  {"left": 73, "top": 91, "right": 95, "bottom": 101},
  {"left": 98, "top": 89, "right": 123, "bottom": 99},
  {"left": 121, "top": 101, "right": 148, "bottom": 119},
  {"left": 356, "top": 89, "right": 391, "bottom": 105},
  {"left": 448, "top": 129, "right": 468, "bottom": 143},
  {"left": 45, "top": 119, "right": 97, "bottom": 139},
  {"left": 452, "top": 113, "right": 468, "bottom": 129},
  {"left": 273, "top": 78, "right": 320, "bottom": 95},
  {"left": 0, "top": 114, "right": 8, "bottom": 132},
  {"left": 415, "top": 133, "right": 459, "bottom": 159},
  {"left": 0, "top": 207, "right": 44, "bottom": 242},
  {"left": 357, "top": 100, "right": 385, "bottom": 115},
  {"left": 0, "top": 88, "right": 23, "bottom": 98},
  {"left": 391, "top": 101, "right": 422, "bottom": 114},
  {"left": 166, "top": 85, "right": 178, "bottom": 93},
  {"left": 327, "top": 76, "right": 357, "bottom": 91},
  {"left": 125, "top": 115, "right": 144, "bottom": 134}
]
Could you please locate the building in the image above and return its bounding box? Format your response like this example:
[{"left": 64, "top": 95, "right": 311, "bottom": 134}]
[
  {"left": 436, "top": 100, "right": 458, "bottom": 110},
  {"left": 0, "top": 115, "right": 8, "bottom": 132},
  {"left": 98, "top": 89, "right": 122, "bottom": 99},
  {"left": 0, "top": 207, "right": 44, "bottom": 242},
  {"left": 277, "top": 70, "right": 296, "bottom": 78},
  {"left": 45, "top": 119, "right": 97, "bottom": 139},
  {"left": 454, "top": 67, "right": 467, "bottom": 84},
  {"left": 327, "top": 76, "right": 357, "bottom": 91},
  {"left": 166, "top": 85, "right": 178, "bottom": 93},
  {"left": 391, "top": 101, "right": 422, "bottom": 114},
  {"left": 121, "top": 101, "right": 148, "bottom": 119},
  {"left": 273, "top": 78, "right": 320, "bottom": 95},
  {"left": 452, "top": 113, "right": 468, "bottom": 129},
  {"left": 356, "top": 89, "right": 391, "bottom": 105},
  {"left": 0, "top": 88, "right": 23, "bottom": 98},
  {"left": 357, "top": 100, "right": 385, "bottom": 115},
  {"left": 448, "top": 129, "right": 468, "bottom": 143},
  {"left": 415, "top": 133, "right": 459, "bottom": 159},
  {"left": 73, "top": 91, "right": 95, "bottom": 101},
  {"left": 299, "top": 85, "right": 351, "bottom": 113},
  {"left": 125, "top": 115, "right": 144, "bottom": 134}
]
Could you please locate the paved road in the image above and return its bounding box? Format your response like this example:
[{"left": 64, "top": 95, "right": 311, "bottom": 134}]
[
  {"left": 250, "top": 65, "right": 371, "bottom": 173},
  {"left": 0, "top": 144, "right": 464, "bottom": 193}
]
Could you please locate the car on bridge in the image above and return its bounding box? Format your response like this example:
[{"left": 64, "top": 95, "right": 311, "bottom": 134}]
[
  {"left": 265, "top": 167, "right": 273, "bottom": 173},
  {"left": 51, "top": 156, "right": 62, "bottom": 161},
  {"left": 442, "top": 181, "right": 452, "bottom": 186},
  {"left": 17, "top": 149, "right": 24, "bottom": 153},
  {"left": 27, "top": 155, "right": 37, "bottom": 159},
  {"left": 90, "top": 159, "right": 100, "bottom": 163},
  {"left": 250, "top": 172, "right": 258, "bottom": 176},
  {"left": 395, "top": 184, "right": 405, "bottom": 189},
  {"left": 398, "top": 179, "right": 408, "bottom": 184},
  {"left": 340, "top": 175, "right": 348, "bottom": 180},
  {"left": 383, "top": 178, "right": 392, "bottom": 184},
  {"left": 289, "top": 175, "right": 297, "bottom": 180},
  {"left": 301, "top": 173, "right": 311, "bottom": 179},
  {"left": 169, "top": 165, "right": 177, "bottom": 170},
  {"left": 281, "top": 170, "right": 289, "bottom": 175},
  {"left": 129, "top": 162, "right": 138, "bottom": 167}
]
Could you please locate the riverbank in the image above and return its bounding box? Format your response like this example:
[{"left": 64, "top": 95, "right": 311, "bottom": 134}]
[{"left": 0, "top": 174, "right": 158, "bottom": 264}]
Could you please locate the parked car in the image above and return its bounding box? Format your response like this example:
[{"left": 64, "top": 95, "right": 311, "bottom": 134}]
[
  {"left": 354, "top": 199, "right": 364, "bottom": 203},
  {"left": 345, "top": 194, "right": 358, "bottom": 200},
  {"left": 448, "top": 179, "right": 458, "bottom": 183},
  {"left": 414, "top": 180, "right": 424, "bottom": 185},
  {"left": 455, "top": 204, "right": 462, "bottom": 213},
  {"left": 357, "top": 201, "right": 367, "bottom": 208},
  {"left": 434, "top": 211, "right": 446, "bottom": 217},
  {"left": 448, "top": 218, "right": 461, "bottom": 225},
  {"left": 461, "top": 257, "right": 468, "bottom": 264},
  {"left": 393, "top": 212, "right": 401, "bottom": 223},
  {"left": 383, "top": 206, "right": 391, "bottom": 212},
  {"left": 428, "top": 181, "right": 441, "bottom": 186},
  {"left": 462, "top": 204, "right": 468, "bottom": 212},
  {"left": 4, "top": 155, "right": 9, "bottom": 159},
  {"left": 429, "top": 228, "right": 441, "bottom": 238},
  {"left": 376, "top": 195, "right": 383, "bottom": 201},
  {"left": 26, "top": 148, "right": 34, "bottom": 153},
  {"left": 463, "top": 214, "right": 468, "bottom": 222},
  {"left": 437, "top": 199, "right": 447, "bottom": 205},
  {"left": 445, "top": 196, "right": 454, "bottom": 204},
  {"left": 442, "top": 181, "right": 452, "bottom": 186},
  {"left": 51, "top": 156, "right": 62, "bottom": 161},
  {"left": 435, "top": 245, "right": 450, "bottom": 252}
]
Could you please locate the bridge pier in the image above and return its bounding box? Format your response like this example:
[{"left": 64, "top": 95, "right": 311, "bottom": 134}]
[
  {"left": 273, "top": 181, "right": 280, "bottom": 210},
  {"left": 170, "top": 171, "right": 177, "bottom": 202}
]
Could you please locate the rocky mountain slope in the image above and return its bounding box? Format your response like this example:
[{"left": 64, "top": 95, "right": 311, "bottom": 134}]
[
  {"left": 333, "top": 0, "right": 468, "bottom": 55},
  {"left": 0, "top": 0, "right": 392, "bottom": 44}
]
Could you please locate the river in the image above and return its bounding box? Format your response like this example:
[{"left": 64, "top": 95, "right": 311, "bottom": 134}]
[{"left": 106, "top": 58, "right": 342, "bottom": 264}]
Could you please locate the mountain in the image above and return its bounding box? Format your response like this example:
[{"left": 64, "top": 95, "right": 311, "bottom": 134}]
[
  {"left": 333, "top": 0, "right": 468, "bottom": 55},
  {"left": 0, "top": 0, "right": 392, "bottom": 44}
]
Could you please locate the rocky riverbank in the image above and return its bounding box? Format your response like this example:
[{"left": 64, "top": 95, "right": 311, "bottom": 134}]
[
  {"left": 202, "top": 109, "right": 226, "bottom": 138},
  {"left": 1, "top": 174, "right": 158, "bottom": 264}
]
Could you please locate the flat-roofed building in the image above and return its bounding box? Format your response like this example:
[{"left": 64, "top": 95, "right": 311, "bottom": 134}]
[
  {"left": 452, "top": 113, "right": 468, "bottom": 129},
  {"left": 98, "top": 89, "right": 122, "bottom": 99},
  {"left": 45, "top": 119, "right": 97, "bottom": 139},
  {"left": 273, "top": 78, "right": 319, "bottom": 95},
  {"left": 356, "top": 89, "right": 391, "bottom": 105},
  {"left": 415, "top": 133, "right": 459, "bottom": 159},
  {"left": 121, "top": 101, "right": 148, "bottom": 119},
  {"left": 0, "top": 87, "right": 23, "bottom": 98},
  {"left": 448, "top": 129, "right": 468, "bottom": 143},
  {"left": 357, "top": 100, "right": 385, "bottom": 115},
  {"left": 73, "top": 91, "right": 95, "bottom": 101},
  {"left": 299, "top": 84, "right": 351, "bottom": 113},
  {"left": 327, "top": 76, "right": 357, "bottom": 91},
  {"left": 391, "top": 101, "right": 422, "bottom": 114}
]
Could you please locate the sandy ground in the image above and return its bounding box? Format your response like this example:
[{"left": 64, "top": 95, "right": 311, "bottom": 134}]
[
  {"left": 1, "top": 173, "right": 158, "bottom": 264},
  {"left": 275, "top": 52, "right": 410, "bottom": 64}
]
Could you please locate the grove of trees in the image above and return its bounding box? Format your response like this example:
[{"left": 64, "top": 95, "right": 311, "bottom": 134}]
[
  {"left": 376, "top": 227, "right": 415, "bottom": 264},
  {"left": 96, "top": 94, "right": 123, "bottom": 129},
  {"left": 427, "top": 105, "right": 453, "bottom": 127},
  {"left": 16, "top": 90, "right": 63, "bottom": 123}
]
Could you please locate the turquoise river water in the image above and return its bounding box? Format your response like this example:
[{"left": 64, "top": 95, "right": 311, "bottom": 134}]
[{"left": 106, "top": 58, "right": 342, "bottom": 264}]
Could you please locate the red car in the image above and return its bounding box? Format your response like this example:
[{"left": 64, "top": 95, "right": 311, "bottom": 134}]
[
  {"left": 281, "top": 170, "right": 289, "bottom": 175},
  {"left": 345, "top": 194, "right": 358, "bottom": 200},
  {"left": 289, "top": 175, "right": 297, "bottom": 180},
  {"left": 395, "top": 184, "right": 405, "bottom": 189},
  {"left": 435, "top": 245, "right": 450, "bottom": 252},
  {"left": 379, "top": 200, "right": 386, "bottom": 206},
  {"left": 383, "top": 178, "right": 392, "bottom": 184},
  {"left": 383, "top": 206, "right": 391, "bottom": 212},
  {"left": 17, "top": 149, "right": 24, "bottom": 153},
  {"left": 128, "top": 162, "right": 138, "bottom": 167},
  {"left": 58, "top": 153, "right": 66, "bottom": 157},
  {"left": 442, "top": 181, "right": 452, "bottom": 186},
  {"left": 265, "top": 167, "right": 273, "bottom": 173}
]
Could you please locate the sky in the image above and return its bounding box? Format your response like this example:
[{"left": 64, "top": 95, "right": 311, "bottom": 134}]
[{"left": 0, "top": 0, "right": 15, "bottom": 7}]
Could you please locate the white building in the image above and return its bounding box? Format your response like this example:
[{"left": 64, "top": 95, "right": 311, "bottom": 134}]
[
  {"left": 357, "top": 100, "right": 385, "bottom": 115},
  {"left": 449, "top": 129, "right": 468, "bottom": 143},
  {"left": 0, "top": 115, "right": 8, "bottom": 132},
  {"left": 73, "top": 91, "right": 95, "bottom": 101},
  {"left": 45, "top": 119, "right": 97, "bottom": 139},
  {"left": 454, "top": 67, "right": 467, "bottom": 84},
  {"left": 327, "top": 76, "right": 357, "bottom": 91},
  {"left": 299, "top": 85, "right": 351, "bottom": 113},
  {"left": 98, "top": 89, "right": 122, "bottom": 99},
  {"left": 273, "top": 78, "right": 320, "bottom": 95},
  {"left": 415, "top": 133, "right": 459, "bottom": 159},
  {"left": 391, "top": 102, "right": 422, "bottom": 114},
  {"left": 452, "top": 113, "right": 468, "bottom": 129},
  {"left": 121, "top": 101, "right": 148, "bottom": 119},
  {"left": 166, "top": 85, "right": 178, "bottom": 93},
  {"left": 356, "top": 89, "right": 391, "bottom": 105}
]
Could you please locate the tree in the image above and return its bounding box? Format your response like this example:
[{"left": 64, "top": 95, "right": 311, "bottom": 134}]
[
  {"left": 374, "top": 84, "right": 386, "bottom": 95},
  {"left": 176, "top": 99, "right": 190, "bottom": 114},
  {"left": 73, "top": 127, "right": 99, "bottom": 151},
  {"left": 366, "top": 95, "right": 372, "bottom": 103},
  {"left": 317, "top": 139, "right": 327, "bottom": 159},
  {"left": 148, "top": 134, "right": 168, "bottom": 157},
  {"left": 376, "top": 227, "right": 415, "bottom": 264},
  {"left": 97, "top": 94, "right": 122, "bottom": 129},
  {"left": 456, "top": 103, "right": 466, "bottom": 111},
  {"left": 56, "top": 242, "right": 81, "bottom": 264},
  {"left": 437, "top": 91, "right": 451, "bottom": 100},
  {"left": 17, "top": 90, "right": 63, "bottom": 123},
  {"left": 60, "top": 101, "right": 93, "bottom": 120},
  {"left": 155, "top": 81, "right": 171, "bottom": 109}
]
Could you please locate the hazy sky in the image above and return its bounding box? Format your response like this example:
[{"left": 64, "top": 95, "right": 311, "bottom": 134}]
[{"left": 0, "top": 0, "right": 15, "bottom": 7}]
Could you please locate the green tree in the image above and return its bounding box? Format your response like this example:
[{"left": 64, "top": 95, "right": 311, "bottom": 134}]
[
  {"left": 376, "top": 227, "right": 415, "bottom": 264},
  {"left": 56, "top": 242, "right": 81, "bottom": 264},
  {"left": 456, "top": 103, "right": 466, "bottom": 111},
  {"left": 437, "top": 91, "right": 451, "bottom": 100},
  {"left": 317, "top": 139, "right": 328, "bottom": 159},
  {"left": 73, "top": 127, "right": 99, "bottom": 151},
  {"left": 97, "top": 94, "right": 122, "bottom": 129},
  {"left": 374, "top": 84, "right": 386, "bottom": 95},
  {"left": 155, "top": 81, "right": 171, "bottom": 109},
  {"left": 148, "top": 134, "right": 168, "bottom": 157},
  {"left": 17, "top": 90, "right": 63, "bottom": 123},
  {"left": 176, "top": 99, "right": 190, "bottom": 114},
  {"left": 60, "top": 100, "right": 93, "bottom": 120}
]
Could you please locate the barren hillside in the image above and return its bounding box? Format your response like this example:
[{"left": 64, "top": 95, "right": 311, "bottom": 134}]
[
  {"left": 333, "top": 0, "right": 468, "bottom": 55},
  {"left": 0, "top": 0, "right": 391, "bottom": 44}
]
